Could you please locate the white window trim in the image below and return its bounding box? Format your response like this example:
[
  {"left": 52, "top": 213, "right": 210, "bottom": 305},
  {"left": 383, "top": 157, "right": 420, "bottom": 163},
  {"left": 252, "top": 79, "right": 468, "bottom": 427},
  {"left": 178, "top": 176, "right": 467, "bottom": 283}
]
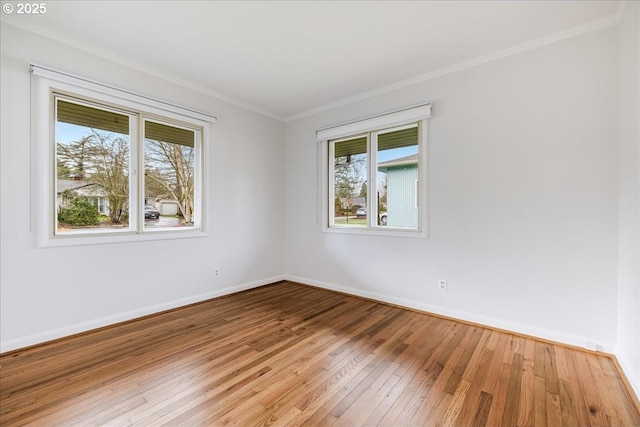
[
  {"left": 30, "top": 65, "right": 214, "bottom": 248},
  {"left": 31, "top": 64, "right": 216, "bottom": 123},
  {"left": 316, "top": 103, "right": 431, "bottom": 141},
  {"left": 317, "top": 104, "right": 431, "bottom": 238}
]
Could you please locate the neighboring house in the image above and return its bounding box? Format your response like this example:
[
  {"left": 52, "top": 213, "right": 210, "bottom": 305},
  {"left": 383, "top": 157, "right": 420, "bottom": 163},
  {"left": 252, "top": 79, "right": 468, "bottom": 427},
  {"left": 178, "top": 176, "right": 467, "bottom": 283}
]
[
  {"left": 157, "top": 199, "right": 179, "bottom": 216},
  {"left": 377, "top": 154, "right": 418, "bottom": 228},
  {"left": 144, "top": 198, "right": 180, "bottom": 216},
  {"left": 336, "top": 196, "right": 365, "bottom": 215},
  {"left": 57, "top": 179, "right": 109, "bottom": 215},
  {"left": 349, "top": 196, "right": 366, "bottom": 209}
]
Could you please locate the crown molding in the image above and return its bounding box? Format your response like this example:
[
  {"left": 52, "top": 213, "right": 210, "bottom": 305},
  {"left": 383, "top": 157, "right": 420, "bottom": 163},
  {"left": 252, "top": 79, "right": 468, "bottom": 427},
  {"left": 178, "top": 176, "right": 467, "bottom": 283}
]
[
  {"left": 0, "top": 18, "right": 285, "bottom": 122},
  {"left": 1, "top": 10, "right": 620, "bottom": 124},
  {"left": 285, "top": 15, "right": 617, "bottom": 122}
]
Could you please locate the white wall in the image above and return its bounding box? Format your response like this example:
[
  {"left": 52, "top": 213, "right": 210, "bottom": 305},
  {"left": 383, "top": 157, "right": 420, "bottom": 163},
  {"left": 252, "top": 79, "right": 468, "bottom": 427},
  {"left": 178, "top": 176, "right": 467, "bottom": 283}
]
[
  {"left": 1, "top": 10, "right": 636, "bottom": 401},
  {"left": 616, "top": 2, "right": 640, "bottom": 398},
  {"left": 285, "top": 26, "right": 620, "bottom": 351},
  {"left": 0, "top": 23, "right": 285, "bottom": 352}
]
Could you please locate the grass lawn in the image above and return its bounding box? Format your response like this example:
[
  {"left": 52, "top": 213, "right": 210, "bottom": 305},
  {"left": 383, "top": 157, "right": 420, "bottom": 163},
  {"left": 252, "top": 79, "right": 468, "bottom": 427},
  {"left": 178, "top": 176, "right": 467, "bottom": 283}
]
[{"left": 334, "top": 217, "right": 367, "bottom": 226}]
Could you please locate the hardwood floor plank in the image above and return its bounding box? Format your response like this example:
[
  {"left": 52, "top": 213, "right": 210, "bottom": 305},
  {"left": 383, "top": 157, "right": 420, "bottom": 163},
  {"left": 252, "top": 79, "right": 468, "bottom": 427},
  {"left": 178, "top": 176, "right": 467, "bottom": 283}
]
[
  {"left": 440, "top": 379, "right": 471, "bottom": 427},
  {"left": 534, "top": 340, "right": 546, "bottom": 378},
  {"left": 315, "top": 339, "right": 405, "bottom": 420},
  {"left": 460, "top": 328, "right": 492, "bottom": 383},
  {"left": 559, "top": 378, "right": 579, "bottom": 426},
  {"left": 566, "top": 348, "right": 603, "bottom": 427},
  {"left": 544, "top": 344, "right": 561, "bottom": 395},
  {"left": 1, "top": 281, "right": 638, "bottom": 427},
  {"left": 286, "top": 341, "right": 383, "bottom": 425},
  {"left": 501, "top": 352, "right": 524, "bottom": 427},
  {"left": 331, "top": 342, "right": 407, "bottom": 423},
  {"left": 407, "top": 325, "right": 480, "bottom": 425},
  {"left": 546, "top": 391, "right": 563, "bottom": 427},
  {"left": 252, "top": 330, "right": 408, "bottom": 425},
  {"left": 358, "top": 319, "right": 440, "bottom": 426},
  {"left": 443, "top": 326, "right": 484, "bottom": 394},
  {"left": 332, "top": 362, "right": 400, "bottom": 426},
  {"left": 448, "top": 346, "right": 494, "bottom": 427},
  {"left": 479, "top": 362, "right": 510, "bottom": 426},
  {"left": 533, "top": 375, "right": 547, "bottom": 426},
  {"left": 396, "top": 359, "right": 446, "bottom": 425},
  {"left": 471, "top": 390, "right": 493, "bottom": 427},
  {"left": 375, "top": 321, "right": 459, "bottom": 426},
  {"left": 255, "top": 304, "right": 406, "bottom": 427},
  {"left": 590, "top": 354, "right": 640, "bottom": 425},
  {"left": 516, "top": 342, "right": 535, "bottom": 427}
]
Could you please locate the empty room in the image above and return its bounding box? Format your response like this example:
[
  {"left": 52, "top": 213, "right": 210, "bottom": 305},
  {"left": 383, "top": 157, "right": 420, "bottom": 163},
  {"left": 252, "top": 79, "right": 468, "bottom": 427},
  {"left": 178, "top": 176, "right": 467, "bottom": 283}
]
[{"left": 1, "top": 1, "right": 639, "bottom": 426}]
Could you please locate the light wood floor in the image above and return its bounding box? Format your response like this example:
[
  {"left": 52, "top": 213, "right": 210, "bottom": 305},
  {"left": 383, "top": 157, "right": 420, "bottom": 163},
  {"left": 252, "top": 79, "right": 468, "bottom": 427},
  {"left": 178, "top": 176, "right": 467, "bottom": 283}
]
[{"left": 1, "top": 281, "right": 639, "bottom": 426}]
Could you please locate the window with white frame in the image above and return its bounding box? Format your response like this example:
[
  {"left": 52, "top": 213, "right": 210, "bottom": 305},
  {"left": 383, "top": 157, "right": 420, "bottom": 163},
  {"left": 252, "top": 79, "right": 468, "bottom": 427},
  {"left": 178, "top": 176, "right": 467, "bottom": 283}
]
[
  {"left": 317, "top": 104, "right": 430, "bottom": 236},
  {"left": 31, "top": 65, "right": 214, "bottom": 246}
]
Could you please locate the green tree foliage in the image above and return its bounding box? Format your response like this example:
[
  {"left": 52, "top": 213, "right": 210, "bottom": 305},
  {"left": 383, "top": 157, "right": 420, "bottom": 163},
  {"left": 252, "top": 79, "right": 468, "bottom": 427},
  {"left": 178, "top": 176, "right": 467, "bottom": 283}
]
[
  {"left": 334, "top": 197, "right": 343, "bottom": 217},
  {"left": 57, "top": 131, "right": 129, "bottom": 224},
  {"left": 56, "top": 159, "right": 72, "bottom": 179},
  {"left": 359, "top": 182, "right": 367, "bottom": 198},
  {"left": 58, "top": 195, "right": 99, "bottom": 226}
]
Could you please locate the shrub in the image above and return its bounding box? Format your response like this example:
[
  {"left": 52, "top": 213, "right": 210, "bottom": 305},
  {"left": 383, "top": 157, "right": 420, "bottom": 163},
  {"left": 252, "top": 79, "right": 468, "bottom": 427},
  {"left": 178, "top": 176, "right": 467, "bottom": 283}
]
[{"left": 58, "top": 196, "right": 99, "bottom": 226}]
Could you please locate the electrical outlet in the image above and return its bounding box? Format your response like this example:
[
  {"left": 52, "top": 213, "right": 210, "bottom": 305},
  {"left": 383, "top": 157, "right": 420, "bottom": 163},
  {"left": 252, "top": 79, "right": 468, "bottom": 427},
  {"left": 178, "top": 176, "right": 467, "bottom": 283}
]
[
  {"left": 214, "top": 267, "right": 221, "bottom": 278},
  {"left": 438, "top": 279, "right": 447, "bottom": 291}
]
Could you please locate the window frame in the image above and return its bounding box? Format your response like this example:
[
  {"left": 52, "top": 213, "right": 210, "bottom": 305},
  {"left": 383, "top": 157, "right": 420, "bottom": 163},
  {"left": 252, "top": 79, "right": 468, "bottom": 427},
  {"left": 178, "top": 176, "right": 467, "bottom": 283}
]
[
  {"left": 141, "top": 116, "right": 203, "bottom": 233},
  {"left": 31, "top": 65, "right": 214, "bottom": 247},
  {"left": 317, "top": 104, "right": 430, "bottom": 238},
  {"left": 53, "top": 94, "right": 139, "bottom": 236}
]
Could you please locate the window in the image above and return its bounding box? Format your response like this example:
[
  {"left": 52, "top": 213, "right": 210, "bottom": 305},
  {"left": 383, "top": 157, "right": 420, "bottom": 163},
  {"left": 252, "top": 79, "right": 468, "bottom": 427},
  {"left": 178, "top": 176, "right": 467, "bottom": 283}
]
[
  {"left": 317, "top": 104, "right": 430, "bottom": 236},
  {"left": 143, "top": 119, "right": 199, "bottom": 231},
  {"left": 55, "top": 97, "right": 134, "bottom": 234},
  {"left": 31, "top": 65, "right": 214, "bottom": 246}
]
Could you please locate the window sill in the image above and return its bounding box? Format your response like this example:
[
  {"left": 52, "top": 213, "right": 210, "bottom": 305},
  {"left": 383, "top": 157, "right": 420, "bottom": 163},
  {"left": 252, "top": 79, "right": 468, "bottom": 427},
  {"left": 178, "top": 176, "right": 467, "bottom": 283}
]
[
  {"left": 323, "top": 225, "right": 428, "bottom": 239},
  {"left": 38, "top": 228, "right": 208, "bottom": 248}
]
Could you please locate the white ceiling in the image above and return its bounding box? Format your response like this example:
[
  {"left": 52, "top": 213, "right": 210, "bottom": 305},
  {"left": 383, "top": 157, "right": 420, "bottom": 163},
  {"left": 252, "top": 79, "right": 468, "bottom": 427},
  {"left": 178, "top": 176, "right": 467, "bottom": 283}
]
[{"left": 2, "top": 1, "right": 622, "bottom": 120}]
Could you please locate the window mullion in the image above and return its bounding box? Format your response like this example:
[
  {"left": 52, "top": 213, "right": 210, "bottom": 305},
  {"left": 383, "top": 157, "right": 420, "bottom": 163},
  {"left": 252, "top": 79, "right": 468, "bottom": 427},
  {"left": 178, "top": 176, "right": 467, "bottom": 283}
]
[
  {"left": 418, "top": 119, "right": 427, "bottom": 231},
  {"left": 328, "top": 140, "right": 336, "bottom": 227},
  {"left": 193, "top": 128, "right": 203, "bottom": 229},
  {"left": 368, "top": 133, "right": 377, "bottom": 229},
  {"left": 131, "top": 114, "right": 142, "bottom": 233}
]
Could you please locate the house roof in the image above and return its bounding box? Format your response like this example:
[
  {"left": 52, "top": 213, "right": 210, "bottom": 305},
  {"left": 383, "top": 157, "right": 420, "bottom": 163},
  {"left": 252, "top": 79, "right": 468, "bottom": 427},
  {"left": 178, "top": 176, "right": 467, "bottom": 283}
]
[
  {"left": 57, "top": 180, "right": 93, "bottom": 193},
  {"left": 378, "top": 154, "right": 418, "bottom": 171}
]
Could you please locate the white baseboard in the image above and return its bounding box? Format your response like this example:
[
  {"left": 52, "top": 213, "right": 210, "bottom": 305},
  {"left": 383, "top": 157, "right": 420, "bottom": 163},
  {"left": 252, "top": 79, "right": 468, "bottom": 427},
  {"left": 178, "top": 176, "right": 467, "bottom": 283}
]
[
  {"left": 284, "top": 274, "right": 617, "bottom": 354},
  {"left": 4, "top": 273, "right": 635, "bottom": 402},
  {"left": 2, "top": 273, "right": 620, "bottom": 361},
  {"left": 0, "top": 275, "right": 285, "bottom": 354},
  {"left": 615, "top": 351, "right": 640, "bottom": 403}
]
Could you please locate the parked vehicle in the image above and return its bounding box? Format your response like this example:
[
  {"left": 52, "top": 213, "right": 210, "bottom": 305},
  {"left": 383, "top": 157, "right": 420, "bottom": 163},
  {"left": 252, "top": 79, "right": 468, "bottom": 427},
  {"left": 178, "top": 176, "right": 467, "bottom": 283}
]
[
  {"left": 354, "top": 206, "right": 387, "bottom": 225},
  {"left": 144, "top": 205, "right": 160, "bottom": 219}
]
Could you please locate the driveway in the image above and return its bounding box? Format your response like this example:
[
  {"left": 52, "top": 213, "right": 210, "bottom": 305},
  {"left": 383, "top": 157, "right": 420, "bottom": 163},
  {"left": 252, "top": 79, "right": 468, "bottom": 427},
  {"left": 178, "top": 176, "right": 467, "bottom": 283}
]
[{"left": 144, "top": 216, "right": 185, "bottom": 228}]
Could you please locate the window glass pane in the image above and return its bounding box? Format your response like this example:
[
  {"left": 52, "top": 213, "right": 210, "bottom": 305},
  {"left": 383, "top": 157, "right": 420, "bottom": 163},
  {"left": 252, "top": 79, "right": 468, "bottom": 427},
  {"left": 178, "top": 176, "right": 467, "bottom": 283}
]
[
  {"left": 144, "top": 120, "right": 196, "bottom": 229},
  {"left": 55, "top": 99, "right": 130, "bottom": 234},
  {"left": 333, "top": 136, "right": 368, "bottom": 227},
  {"left": 377, "top": 124, "right": 419, "bottom": 229}
]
